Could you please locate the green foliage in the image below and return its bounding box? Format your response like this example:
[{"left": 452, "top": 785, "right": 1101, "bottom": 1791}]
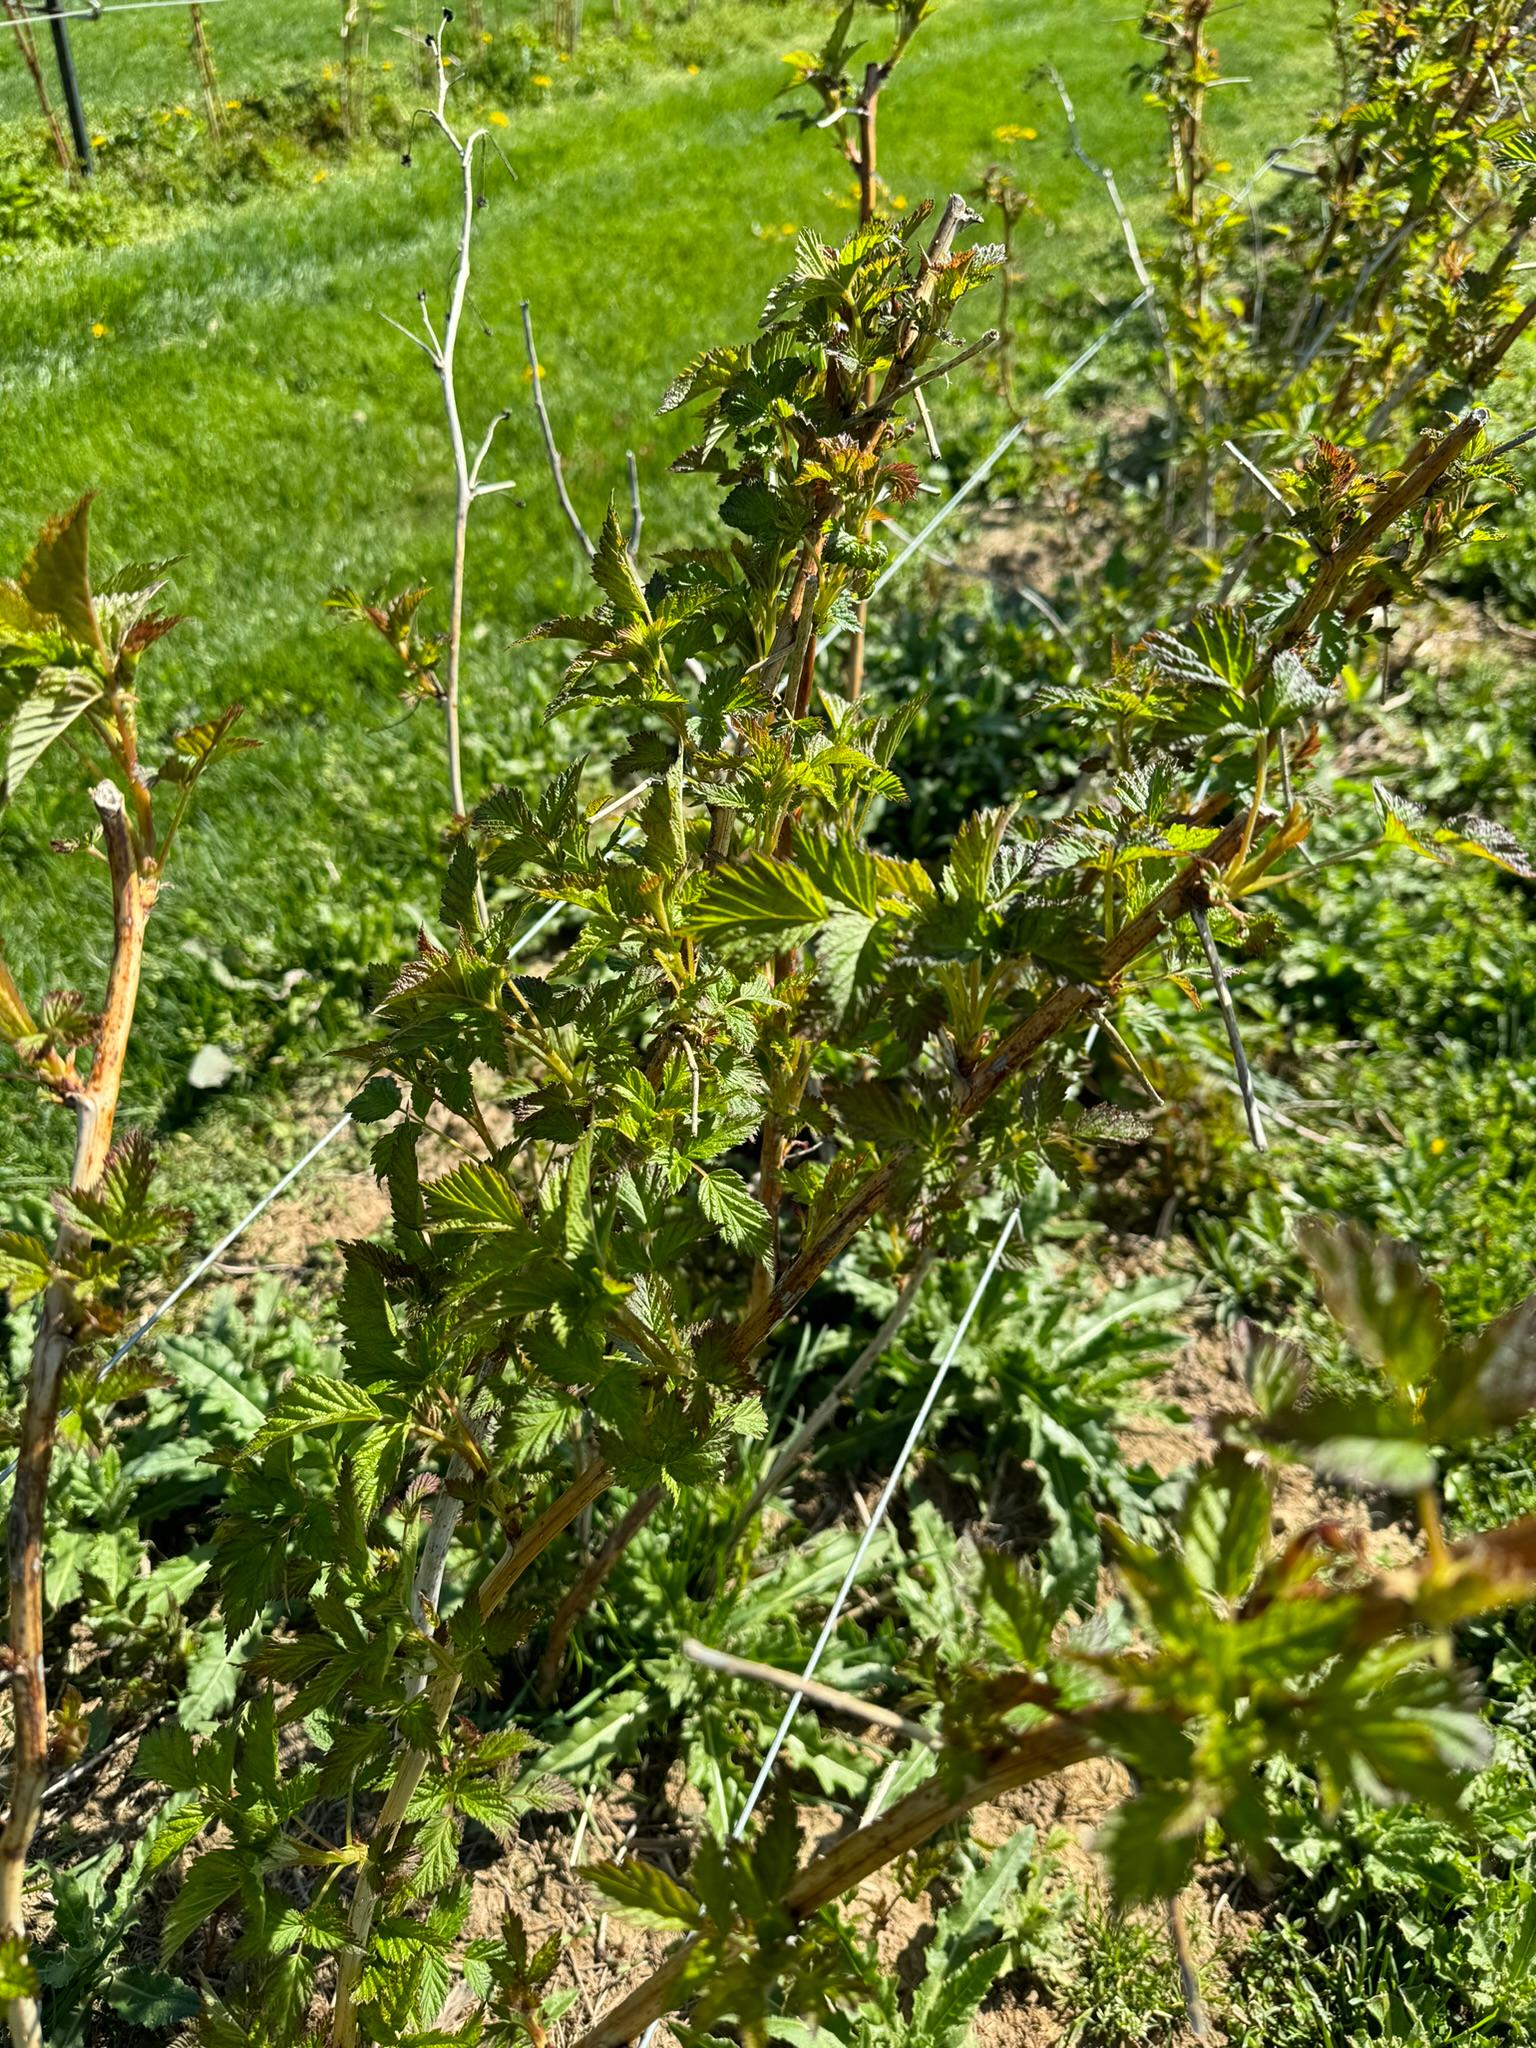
[
  {"left": 0, "top": 0, "right": 1318, "bottom": 1192},
  {"left": 0, "top": 492, "right": 250, "bottom": 1314},
  {"left": 10, "top": 10, "right": 1536, "bottom": 2047},
  {"left": 843, "top": 1232, "right": 1188, "bottom": 1597},
  {"left": 543, "top": 1494, "right": 901, "bottom": 1824},
  {"left": 0, "top": 1279, "right": 322, "bottom": 1716},
  {"left": 1054, "top": 1901, "right": 1187, "bottom": 2048},
  {"left": 761, "top": 1828, "right": 1070, "bottom": 2048},
  {"left": 34, "top": 1817, "right": 200, "bottom": 2045},
  {"left": 1229, "top": 1753, "right": 1536, "bottom": 2046},
  {"left": 132, "top": 129, "right": 1536, "bottom": 2039},
  {"left": 1214, "top": 1213, "right": 1536, "bottom": 1499}
]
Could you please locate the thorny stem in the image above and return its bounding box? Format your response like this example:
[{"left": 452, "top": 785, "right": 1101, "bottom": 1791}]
[
  {"left": 1260, "top": 410, "right": 1487, "bottom": 678},
  {"left": 481, "top": 1459, "right": 616, "bottom": 1618},
  {"left": 733, "top": 1251, "right": 937, "bottom": 1539},
  {"left": 842, "top": 329, "right": 1000, "bottom": 431},
  {"left": 331, "top": 1456, "right": 613, "bottom": 2046},
  {"left": 2, "top": 785, "right": 147, "bottom": 2048},
  {"left": 534, "top": 1484, "right": 663, "bottom": 1702},
  {"left": 1417, "top": 1484, "right": 1450, "bottom": 1574}
]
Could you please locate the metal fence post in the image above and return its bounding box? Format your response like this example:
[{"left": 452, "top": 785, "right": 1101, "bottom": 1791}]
[{"left": 45, "top": 0, "right": 93, "bottom": 174}]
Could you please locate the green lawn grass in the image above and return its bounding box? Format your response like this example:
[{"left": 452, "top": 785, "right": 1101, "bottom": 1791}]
[{"left": 0, "top": 0, "right": 1324, "bottom": 1194}]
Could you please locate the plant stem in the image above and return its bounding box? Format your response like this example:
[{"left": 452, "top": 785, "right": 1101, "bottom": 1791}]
[
  {"left": 332, "top": 1456, "right": 612, "bottom": 2047},
  {"left": 1167, "top": 1890, "right": 1210, "bottom": 2039},
  {"left": 1261, "top": 409, "right": 1486, "bottom": 675},
  {"left": 522, "top": 299, "right": 595, "bottom": 558},
  {"left": 732, "top": 1251, "right": 936, "bottom": 1539},
  {"left": 187, "top": 3, "right": 222, "bottom": 137},
  {"left": 680, "top": 1636, "right": 940, "bottom": 1749},
  {"left": 1, "top": 0, "right": 70, "bottom": 168},
  {"left": 572, "top": 1507, "right": 1536, "bottom": 2048},
  {"left": 439, "top": 140, "right": 477, "bottom": 830},
  {"left": 1230, "top": 732, "right": 1268, "bottom": 878},
  {"left": 535, "top": 1483, "right": 663, "bottom": 1701},
  {"left": 2, "top": 786, "right": 146, "bottom": 2048},
  {"left": 843, "top": 56, "right": 883, "bottom": 701},
  {"left": 1417, "top": 1484, "right": 1449, "bottom": 1573}
]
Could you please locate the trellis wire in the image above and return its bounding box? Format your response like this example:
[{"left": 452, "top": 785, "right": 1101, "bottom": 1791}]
[
  {"left": 6, "top": 0, "right": 227, "bottom": 23},
  {"left": 734, "top": 1204, "right": 1021, "bottom": 1828}
]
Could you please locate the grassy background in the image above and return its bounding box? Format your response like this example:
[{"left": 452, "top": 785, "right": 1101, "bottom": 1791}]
[{"left": 0, "top": 0, "right": 1322, "bottom": 1200}]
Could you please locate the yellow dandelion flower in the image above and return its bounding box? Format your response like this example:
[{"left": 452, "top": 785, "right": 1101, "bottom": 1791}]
[
  {"left": 781, "top": 222, "right": 796, "bottom": 236},
  {"left": 313, "top": 168, "right": 328, "bottom": 183},
  {"left": 531, "top": 73, "right": 552, "bottom": 87},
  {"left": 893, "top": 193, "right": 907, "bottom": 208},
  {"left": 1213, "top": 158, "right": 1232, "bottom": 173},
  {"left": 1430, "top": 1136, "right": 1448, "bottom": 1155},
  {"left": 90, "top": 322, "right": 108, "bottom": 338},
  {"left": 523, "top": 363, "right": 546, "bottom": 381},
  {"left": 489, "top": 110, "right": 509, "bottom": 126},
  {"left": 481, "top": 29, "right": 493, "bottom": 41},
  {"left": 175, "top": 103, "right": 191, "bottom": 117},
  {"left": 322, "top": 64, "right": 334, "bottom": 81},
  {"left": 686, "top": 62, "right": 700, "bottom": 75},
  {"left": 381, "top": 59, "right": 393, "bottom": 70},
  {"left": 224, "top": 98, "right": 242, "bottom": 110},
  {"left": 91, "top": 134, "right": 107, "bottom": 147}
]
